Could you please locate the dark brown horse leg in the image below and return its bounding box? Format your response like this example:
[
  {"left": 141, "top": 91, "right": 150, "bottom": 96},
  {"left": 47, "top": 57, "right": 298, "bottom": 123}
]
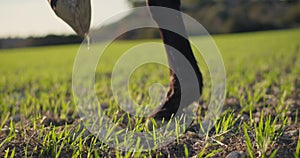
[{"left": 146, "top": 0, "right": 203, "bottom": 123}]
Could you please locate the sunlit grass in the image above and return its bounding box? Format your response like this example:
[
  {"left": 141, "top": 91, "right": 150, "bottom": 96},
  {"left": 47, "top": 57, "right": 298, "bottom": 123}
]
[{"left": 0, "top": 28, "right": 300, "bottom": 157}]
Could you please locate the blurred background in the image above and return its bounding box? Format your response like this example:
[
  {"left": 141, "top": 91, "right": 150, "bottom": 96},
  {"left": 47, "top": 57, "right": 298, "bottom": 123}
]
[{"left": 0, "top": 0, "right": 299, "bottom": 49}]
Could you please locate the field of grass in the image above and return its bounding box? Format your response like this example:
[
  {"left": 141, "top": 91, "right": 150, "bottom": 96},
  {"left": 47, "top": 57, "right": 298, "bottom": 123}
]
[{"left": 0, "top": 28, "right": 300, "bottom": 157}]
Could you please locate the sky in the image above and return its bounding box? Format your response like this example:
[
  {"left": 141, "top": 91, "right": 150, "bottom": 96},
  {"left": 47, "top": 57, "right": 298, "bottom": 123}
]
[{"left": 0, "top": 0, "right": 131, "bottom": 38}]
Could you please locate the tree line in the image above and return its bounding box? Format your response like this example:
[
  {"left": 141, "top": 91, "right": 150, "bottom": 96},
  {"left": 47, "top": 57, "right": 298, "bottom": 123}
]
[
  {"left": 121, "top": 0, "right": 300, "bottom": 38},
  {"left": 0, "top": 35, "right": 82, "bottom": 49}
]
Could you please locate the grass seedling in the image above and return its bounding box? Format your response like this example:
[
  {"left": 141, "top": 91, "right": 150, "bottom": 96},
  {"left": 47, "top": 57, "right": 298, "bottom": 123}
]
[
  {"left": 294, "top": 129, "right": 300, "bottom": 158},
  {"left": 254, "top": 111, "right": 287, "bottom": 158},
  {"left": 184, "top": 144, "right": 189, "bottom": 158},
  {"left": 243, "top": 123, "right": 255, "bottom": 158},
  {"left": 197, "top": 143, "right": 209, "bottom": 158}
]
